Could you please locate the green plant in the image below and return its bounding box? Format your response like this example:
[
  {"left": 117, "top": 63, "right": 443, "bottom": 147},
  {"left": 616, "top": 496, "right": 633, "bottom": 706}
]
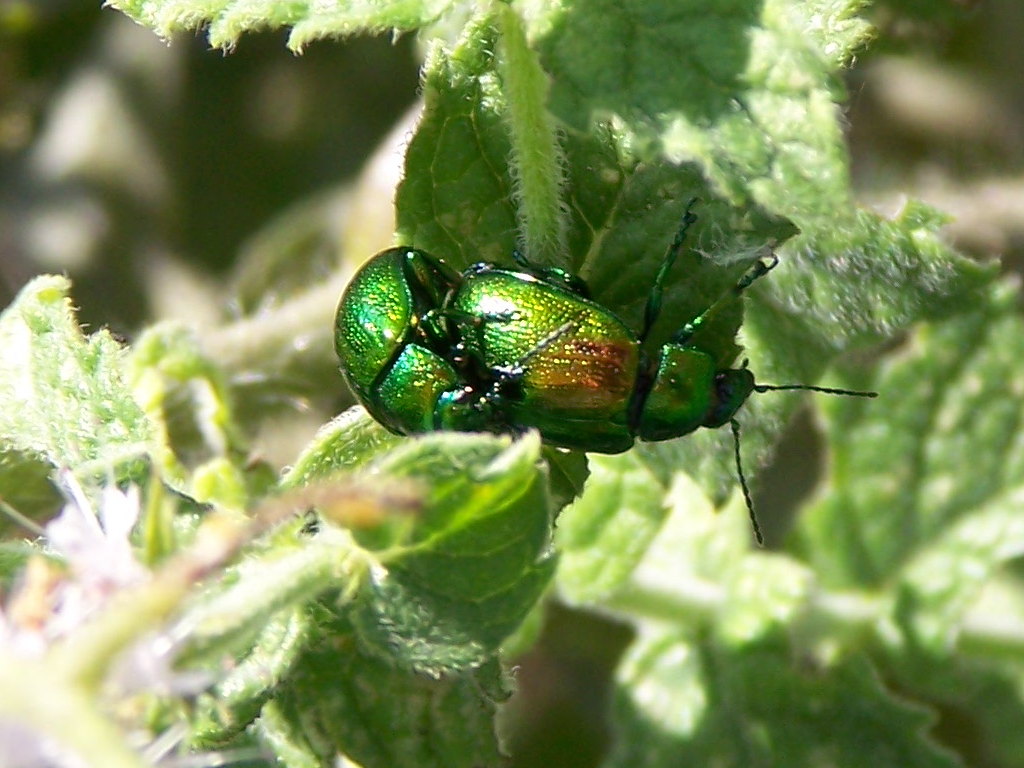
[{"left": 1, "top": 1, "right": 1019, "bottom": 767}]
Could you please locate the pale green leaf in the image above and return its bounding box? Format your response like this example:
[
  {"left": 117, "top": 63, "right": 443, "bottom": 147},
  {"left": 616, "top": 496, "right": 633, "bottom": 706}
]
[
  {"left": 608, "top": 631, "right": 960, "bottom": 768},
  {"left": 0, "top": 275, "right": 154, "bottom": 490},
  {"left": 797, "top": 284, "right": 1024, "bottom": 588},
  {"left": 556, "top": 452, "right": 666, "bottom": 604},
  {"left": 106, "top": 0, "right": 454, "bottom": 51}
]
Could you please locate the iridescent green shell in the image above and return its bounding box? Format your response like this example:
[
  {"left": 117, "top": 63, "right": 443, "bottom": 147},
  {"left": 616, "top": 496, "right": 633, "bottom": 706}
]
[
  {"left": 450, "top": 268, "right": 640, "bottom": 453},
  {"left": 334, "top": 247, "right": 461, "bottom": 434}
]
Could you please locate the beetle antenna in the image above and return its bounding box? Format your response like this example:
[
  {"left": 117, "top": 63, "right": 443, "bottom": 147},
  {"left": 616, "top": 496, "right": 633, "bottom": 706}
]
[
  {"left": 730, "top": 383, "right": 876, "bottom": 546},
  {"left": 754, "top": 383, "right": 878, "bottom": 398},
  {"left": 730, "top": 418, "right": 763, "bottom": 546}
]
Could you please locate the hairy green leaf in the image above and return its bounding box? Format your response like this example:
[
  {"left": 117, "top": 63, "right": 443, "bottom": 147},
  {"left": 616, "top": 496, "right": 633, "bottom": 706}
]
[
  {"left": 106, "top": 0, "right": 454, "bottom": 51},
  {"left": 349, "top": 432, "right": 556, "bottom": 674},
  {"left": 263, "top": 608, "right": 508, "bottom": 768},
  {"left": 0, "top": 276, "right": 154, "bottom": 493},
  {"left": 282, "top": 407, "right": 403, "bottom": 486},
  {"left": 276, "top": 422, "right": 557, "bottom": 671},
  {"left": 192, "top": 608, "right": 312, "bottom": 747},
  {"left": 797, "top": 284, "right": 1024, "bottom": 588},
  {"left": 533, "top": 0, "right": 870, "bottom": 210}
]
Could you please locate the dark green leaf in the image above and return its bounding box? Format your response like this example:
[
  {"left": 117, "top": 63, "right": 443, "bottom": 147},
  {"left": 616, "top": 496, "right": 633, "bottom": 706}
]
[
  {"left": 264, "top": 607, "right": 508, "bottom": 768},
  {"left": 0, "top": 449, "right": 62, "bottom": 526},
  {"left": 350, "top": 432, "right": 556, "bottom": 674},
  {"left": 541, "top": 445, "right": 589, "bottom": 515},
  {"left": 395, "top": 18, "right": 520, "bottom": 269}
]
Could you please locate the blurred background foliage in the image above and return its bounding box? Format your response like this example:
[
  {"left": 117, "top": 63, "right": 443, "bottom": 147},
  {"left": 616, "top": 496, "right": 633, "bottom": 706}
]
[{"left": 1, "top": 1, "right": 1022, "bottom": 766}]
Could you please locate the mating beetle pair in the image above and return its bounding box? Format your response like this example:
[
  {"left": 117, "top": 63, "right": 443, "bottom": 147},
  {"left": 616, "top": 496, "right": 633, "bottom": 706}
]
[
  {"left": 334, "top": 202, "right": 874, "bottom": 541},
  {"left": 337, "top": 204, "right": 760, "bottom": 451}
]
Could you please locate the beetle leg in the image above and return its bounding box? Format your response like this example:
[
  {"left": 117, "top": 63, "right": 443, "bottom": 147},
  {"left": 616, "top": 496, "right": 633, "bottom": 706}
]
[
  {"left": 639, "top": 196, "right": 699, "bottom": 344},
  {"left": 435, "top": 384, "right": 501, "bottom": 433},
  {"left": 730, "top": 418, "right": 764, "bottom": 546},
  {"left": 670, "top": 252, "right": 779, "bottom": 346},
  {"left": 417, "top": 308, "right": 457, "bottom": 351}
]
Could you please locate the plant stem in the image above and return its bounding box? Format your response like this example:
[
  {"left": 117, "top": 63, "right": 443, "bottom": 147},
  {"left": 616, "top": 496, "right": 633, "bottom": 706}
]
[
  {"left": 495, "top": 2, "right": 567, "bottom": 265},
  {"left": 606, "top": 571, "right": 1024, "bottom": 660},
  {"left": 606, "top": 578, "right": 724, "bottom": 624},
  {"left": 607, "top": 575, "right": 885, "bottom": 635},
  {"left": 201, "top": 272, "right": 348, "bottom": 373}
]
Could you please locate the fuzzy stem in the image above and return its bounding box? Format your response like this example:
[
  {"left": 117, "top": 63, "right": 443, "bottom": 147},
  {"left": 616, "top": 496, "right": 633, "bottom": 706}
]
[
  {"left": 606, "top": 574, "right": 1024, "bottom": 659},
  {"left": 202, "top": 272, "right": 348, "bottom": 372},
  {"left": 609, "top": 577, "right": 886, "bottom": 632},
  {"left": 495, "top": 2, "right": 567, "bottom": 265}
]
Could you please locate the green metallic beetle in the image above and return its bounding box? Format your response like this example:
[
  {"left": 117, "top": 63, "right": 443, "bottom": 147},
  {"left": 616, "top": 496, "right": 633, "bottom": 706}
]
[
  {"left": 441, "top": 258, "right": 766, "bottom": 455},
  {"left": 333, "top": 244, "right": 466, "bottom": 435},
  {"left": 335, "top": 203, "right": 759, "bottom": 450},
  {"left": 335, "top": 202, "right": 874, "bottom": 541}
]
